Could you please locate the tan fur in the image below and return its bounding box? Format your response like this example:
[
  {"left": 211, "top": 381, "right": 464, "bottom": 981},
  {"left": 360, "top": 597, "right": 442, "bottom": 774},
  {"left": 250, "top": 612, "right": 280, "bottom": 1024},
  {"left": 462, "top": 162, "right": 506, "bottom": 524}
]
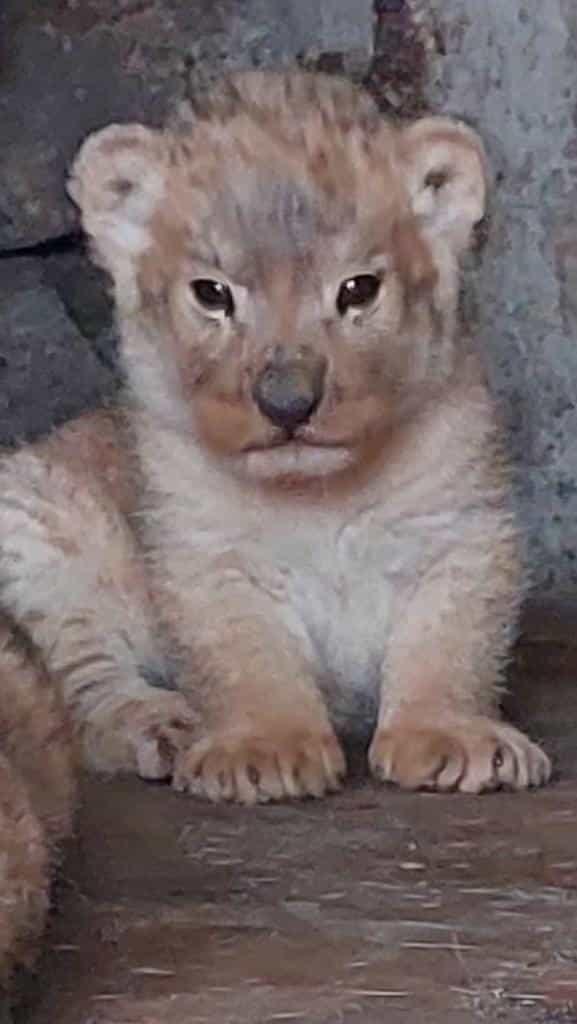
[
  {"left": 0, "top": 620, "right": 76, "bottom": 984},
  {"left": 0, "top": 71, "right": 550, "bottom": 805}
]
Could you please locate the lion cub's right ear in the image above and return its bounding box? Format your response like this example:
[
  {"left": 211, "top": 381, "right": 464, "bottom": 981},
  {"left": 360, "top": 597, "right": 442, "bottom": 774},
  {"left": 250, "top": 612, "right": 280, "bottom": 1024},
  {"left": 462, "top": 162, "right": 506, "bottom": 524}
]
[
  {"left": 401, "top": 117, "right": 487, "bottom": 256},
  {"left": 68, "top": 125, "right": 167, "bottom": 288}
]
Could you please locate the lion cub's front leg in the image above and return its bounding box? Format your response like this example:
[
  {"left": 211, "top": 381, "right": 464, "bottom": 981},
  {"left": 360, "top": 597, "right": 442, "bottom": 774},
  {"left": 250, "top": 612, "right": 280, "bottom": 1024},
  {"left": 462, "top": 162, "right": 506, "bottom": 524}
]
[
  {"left": 0, "top": 430, "right": 196, "bottom": 783},
  {"left": 369, "top": 533, "right": 551, "bottom": 794},
  {"left": 173, "top": 590, "right": 345, "bottom": 804}
]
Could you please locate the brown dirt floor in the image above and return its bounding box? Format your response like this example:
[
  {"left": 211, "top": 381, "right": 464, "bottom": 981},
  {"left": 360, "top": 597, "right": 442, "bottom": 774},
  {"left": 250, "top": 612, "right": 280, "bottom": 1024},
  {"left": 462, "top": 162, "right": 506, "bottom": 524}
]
[{"left": 18, "top": 601, "right": 577, "bottom": 1024}]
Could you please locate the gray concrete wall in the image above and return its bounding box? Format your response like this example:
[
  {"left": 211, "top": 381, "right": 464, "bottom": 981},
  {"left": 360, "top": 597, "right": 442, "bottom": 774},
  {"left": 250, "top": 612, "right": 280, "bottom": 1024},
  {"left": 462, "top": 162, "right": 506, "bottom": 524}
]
[
  {"left": 422, "top": 1, "right": 577, "bottom": 591},
  {"left": 0, "top": 0, "right": 575, "bottom": 593}
]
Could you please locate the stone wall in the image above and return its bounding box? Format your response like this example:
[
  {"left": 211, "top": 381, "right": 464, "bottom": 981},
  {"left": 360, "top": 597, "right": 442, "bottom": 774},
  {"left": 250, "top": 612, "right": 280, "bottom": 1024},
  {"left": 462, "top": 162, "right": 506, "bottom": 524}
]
[
  {"left": 0, "top": 0, "right": 575, "bottom": 592},
  {"left": 424, "top": 1, "right": 577, "bottom": 593}
]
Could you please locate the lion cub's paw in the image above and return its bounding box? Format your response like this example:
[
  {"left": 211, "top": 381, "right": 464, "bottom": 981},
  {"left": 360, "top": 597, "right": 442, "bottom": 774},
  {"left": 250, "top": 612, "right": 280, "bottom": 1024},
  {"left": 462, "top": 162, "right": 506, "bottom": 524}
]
[
  {"left": 173, "top": 724, "right": 346, "bottom": 804},
  {"left": 86, "top": 691, "right": 197, "bottom": 781},
  {"left": 129, "top": 693, "right": 198, "bottom": 781},
  {"left": 369, "top": 716, "right": 551, "bottom": 793}
]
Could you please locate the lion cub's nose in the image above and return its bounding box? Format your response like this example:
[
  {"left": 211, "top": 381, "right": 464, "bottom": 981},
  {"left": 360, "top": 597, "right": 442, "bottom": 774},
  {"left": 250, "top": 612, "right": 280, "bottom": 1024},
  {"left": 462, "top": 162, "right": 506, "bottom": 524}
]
[{"left": 252, "top": 351, "right": 326, "bottom": 431}]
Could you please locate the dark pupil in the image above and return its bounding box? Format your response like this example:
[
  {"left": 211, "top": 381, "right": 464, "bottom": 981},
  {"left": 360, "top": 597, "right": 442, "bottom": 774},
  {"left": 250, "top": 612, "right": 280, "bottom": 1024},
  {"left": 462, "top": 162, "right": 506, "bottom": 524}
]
[
  {"left": 192, "top": 279, "right": 234, "bottom": 316},
  {"left": 337, "top": 274, "right": 380, "bottom": 315}
]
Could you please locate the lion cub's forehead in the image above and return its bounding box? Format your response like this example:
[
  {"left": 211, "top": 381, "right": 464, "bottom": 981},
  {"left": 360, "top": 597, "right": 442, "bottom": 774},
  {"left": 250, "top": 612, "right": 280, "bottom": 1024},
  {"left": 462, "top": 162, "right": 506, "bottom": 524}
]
[
  {"left": 197, "top": 172, "right": 344, "bottom": 272},
  {"left": 169, "top": 157, "right": 390, "bottom": 283},
  {"left": 164, "top": 80, "right": 405, "bottom": 277}
]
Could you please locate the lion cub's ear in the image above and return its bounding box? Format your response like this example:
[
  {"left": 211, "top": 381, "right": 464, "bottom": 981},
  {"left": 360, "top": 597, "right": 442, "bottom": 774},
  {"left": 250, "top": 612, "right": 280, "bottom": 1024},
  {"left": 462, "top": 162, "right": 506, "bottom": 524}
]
[
  {"left": 401, "top": 117, "right": 487, "bottom": 254},
  {"left": 67, "top": 125, "right": 167, "bottom": 287}
]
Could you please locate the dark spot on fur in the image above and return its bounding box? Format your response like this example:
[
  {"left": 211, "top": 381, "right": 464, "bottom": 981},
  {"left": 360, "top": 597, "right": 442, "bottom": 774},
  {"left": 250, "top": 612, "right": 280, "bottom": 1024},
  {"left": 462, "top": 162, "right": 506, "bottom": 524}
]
[
  {"left": 140, "top": 663, "right": 177, "bottom": 691},
  {"left": 424, "top": 169, "right": 449, "bottom": 191},
  {"left": 111, "top": 178, "right": 134, "bottom": 198}
]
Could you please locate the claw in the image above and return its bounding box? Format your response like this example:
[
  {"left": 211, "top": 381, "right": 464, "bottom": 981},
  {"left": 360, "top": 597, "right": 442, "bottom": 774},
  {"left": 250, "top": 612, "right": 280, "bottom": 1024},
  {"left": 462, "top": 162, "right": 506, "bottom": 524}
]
[{"left": 370, "top": 716, "right": 551, "bottom": 795}]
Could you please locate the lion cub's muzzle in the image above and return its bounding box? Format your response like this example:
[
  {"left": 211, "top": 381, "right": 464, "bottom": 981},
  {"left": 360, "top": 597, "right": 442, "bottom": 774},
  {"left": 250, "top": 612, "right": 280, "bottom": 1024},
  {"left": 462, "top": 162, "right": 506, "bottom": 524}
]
[{"left": 252, "top": 348, "right": 327, "bottom": 433}]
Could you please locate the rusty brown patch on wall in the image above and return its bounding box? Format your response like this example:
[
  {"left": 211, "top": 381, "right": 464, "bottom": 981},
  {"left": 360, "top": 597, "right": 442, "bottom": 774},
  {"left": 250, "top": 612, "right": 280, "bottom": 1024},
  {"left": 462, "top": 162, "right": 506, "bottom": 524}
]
[
  {"left": 365, "top": 0, "right": 430, "bottom": 120},
  {"left": 295, "top": 1, "right": 431, "bottom": 121}
]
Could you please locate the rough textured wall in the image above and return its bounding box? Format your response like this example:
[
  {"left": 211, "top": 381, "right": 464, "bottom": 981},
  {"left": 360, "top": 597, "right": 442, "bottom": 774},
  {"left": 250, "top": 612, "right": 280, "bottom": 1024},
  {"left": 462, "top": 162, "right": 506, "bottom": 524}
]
[
  {"left": 421, "top": 1, "right": 577, "bottom": 591},
  {"left": 0, "top": 0, "right": 576, "bottom": 592},
  {"left": 0, "top": 0, "right": 374, "bottom": 249}
]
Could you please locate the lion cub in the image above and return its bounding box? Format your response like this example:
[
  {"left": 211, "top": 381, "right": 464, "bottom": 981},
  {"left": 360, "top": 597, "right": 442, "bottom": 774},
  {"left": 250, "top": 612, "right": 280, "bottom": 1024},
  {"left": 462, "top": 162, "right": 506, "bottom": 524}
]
[
  {"left": 0, "top": 71, "right": 550, "bottom": 803},
  {"left": 0, "top": 621, "right": 75, "bottom": 986}
]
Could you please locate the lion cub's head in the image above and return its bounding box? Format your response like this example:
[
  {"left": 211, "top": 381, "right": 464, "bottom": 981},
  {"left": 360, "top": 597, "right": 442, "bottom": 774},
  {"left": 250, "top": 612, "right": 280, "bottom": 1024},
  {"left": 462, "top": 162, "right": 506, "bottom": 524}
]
[{"left": 69, "top": 71, "right": 486, "bottom": 483}]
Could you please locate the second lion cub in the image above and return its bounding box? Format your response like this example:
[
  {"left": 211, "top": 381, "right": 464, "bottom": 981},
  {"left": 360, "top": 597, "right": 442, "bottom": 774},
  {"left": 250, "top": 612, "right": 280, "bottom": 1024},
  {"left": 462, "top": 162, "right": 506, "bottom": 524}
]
[{"left": 0, "top": 71, "right": 550, "bottom": 802}]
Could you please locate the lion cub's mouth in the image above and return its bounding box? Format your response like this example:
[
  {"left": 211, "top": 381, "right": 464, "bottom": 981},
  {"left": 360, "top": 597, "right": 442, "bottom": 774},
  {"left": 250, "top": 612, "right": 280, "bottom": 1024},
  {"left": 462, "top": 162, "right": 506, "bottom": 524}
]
[
  {"left": 242, "top": 433, "right": 349, "bottom": 455},
  {"left": 236, "top": 432, "right": 354, "bottom": 482}
]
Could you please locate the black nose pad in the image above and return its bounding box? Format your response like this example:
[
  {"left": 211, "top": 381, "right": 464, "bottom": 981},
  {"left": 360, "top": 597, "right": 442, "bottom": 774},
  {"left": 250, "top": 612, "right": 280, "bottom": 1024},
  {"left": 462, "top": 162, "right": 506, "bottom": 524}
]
[{"left": 253, "top": 356, "right": 326, "bottom": 431}]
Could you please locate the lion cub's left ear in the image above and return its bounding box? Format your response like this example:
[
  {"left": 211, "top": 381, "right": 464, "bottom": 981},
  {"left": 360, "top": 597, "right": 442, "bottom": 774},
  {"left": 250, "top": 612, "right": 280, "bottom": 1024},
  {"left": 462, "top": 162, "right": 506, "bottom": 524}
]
[{"left": 401, "top": 117, "right": 488, "bottom": 254}]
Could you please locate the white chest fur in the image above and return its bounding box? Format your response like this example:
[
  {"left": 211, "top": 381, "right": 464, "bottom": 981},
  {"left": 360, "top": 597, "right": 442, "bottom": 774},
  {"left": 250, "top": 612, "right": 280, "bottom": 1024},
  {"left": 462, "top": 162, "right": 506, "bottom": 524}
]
[{"left": 141, "top": 419, "right": 470, "bottom": 731}]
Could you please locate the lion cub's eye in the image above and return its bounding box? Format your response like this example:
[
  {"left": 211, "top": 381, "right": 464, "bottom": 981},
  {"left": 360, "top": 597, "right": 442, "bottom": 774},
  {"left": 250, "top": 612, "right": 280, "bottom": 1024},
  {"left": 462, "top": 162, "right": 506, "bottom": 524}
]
[
  {"left": 190, "top": 279, "right": 235, "bottom": 318},
  {"left": 336, "top": 274, "right": 381, "bottom": 316}
]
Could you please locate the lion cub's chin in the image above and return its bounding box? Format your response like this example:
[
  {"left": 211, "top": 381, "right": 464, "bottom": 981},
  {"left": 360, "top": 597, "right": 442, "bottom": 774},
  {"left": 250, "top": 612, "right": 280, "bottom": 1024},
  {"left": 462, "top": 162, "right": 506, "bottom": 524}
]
[{"left": 237, "top": 441, "right": 355, "bottom": 483}]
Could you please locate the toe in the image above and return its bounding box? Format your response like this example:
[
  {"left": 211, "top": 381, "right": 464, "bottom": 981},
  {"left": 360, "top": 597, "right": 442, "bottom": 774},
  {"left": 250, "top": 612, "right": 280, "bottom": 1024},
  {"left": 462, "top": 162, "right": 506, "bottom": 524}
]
[
  {"left": 230, "top": 760, "right": 260, "bottom": 805},
  {"left": 458, "top": 737, "right": 502, "bottom": 793},
  {"left": 296, "top": 751, "right": 328, "bottom": 798},
  {"left": 322, "top": 739, "right": 346, "bottom": 791},
  {"left": 391, "top": 731, "right": 465, "bottom": 791},
  {"left": 277, "top": 754, "right": 305, "bottom": 799},
  {"left": 520, "top": 739, "right": 551, "bottom": 789},
  {"left": 490, "top": 727, "right": 551, "bottom": 791},
  {"left": 493, "top": 741, "right": 520, "bottom": 788},
  {"left": 201, "top": 752, "right": 236, "bottom": 802},
  {"left": 136, "top": 733, "right": 173, "bottom": 780},
  {"left": 244, "top": 751, "right": 283, "bottom": 802},
  {"left": 172, "top": 739, "right": 206, "bottom": 793},
  {"left": 434, "top": 750, "right": 466, "bottom": 791},
  {"left": 368, "top": 733, "right": 392, "bottom": 780}
]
